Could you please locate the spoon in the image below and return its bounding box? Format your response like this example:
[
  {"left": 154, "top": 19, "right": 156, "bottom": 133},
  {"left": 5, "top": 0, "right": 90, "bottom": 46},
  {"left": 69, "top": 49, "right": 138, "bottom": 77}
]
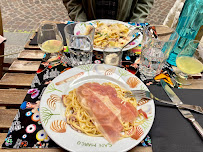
[{"left": 120, "top": 34, "right": 140, "bottom": 52}]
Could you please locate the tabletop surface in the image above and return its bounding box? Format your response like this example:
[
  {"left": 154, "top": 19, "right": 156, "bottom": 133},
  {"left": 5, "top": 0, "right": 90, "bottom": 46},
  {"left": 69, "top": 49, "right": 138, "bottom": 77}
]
[{"left": 0, "top": 23, "right": 202, "bottom": 152}]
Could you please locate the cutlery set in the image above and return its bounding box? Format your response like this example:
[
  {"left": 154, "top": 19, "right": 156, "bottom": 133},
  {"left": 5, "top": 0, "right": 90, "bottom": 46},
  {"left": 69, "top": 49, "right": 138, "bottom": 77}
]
[
  {"left": 160, "top": 80, "right": 203, "bottom": 139},
  {"left": 125, "top": 79, "right": 203, "bottom": 139}
]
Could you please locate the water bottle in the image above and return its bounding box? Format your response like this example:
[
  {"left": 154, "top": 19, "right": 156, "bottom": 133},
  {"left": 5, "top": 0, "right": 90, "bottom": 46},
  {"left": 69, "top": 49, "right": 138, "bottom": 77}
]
[{"left": 167, "top": 0, "right": 203, "bottom": 66}]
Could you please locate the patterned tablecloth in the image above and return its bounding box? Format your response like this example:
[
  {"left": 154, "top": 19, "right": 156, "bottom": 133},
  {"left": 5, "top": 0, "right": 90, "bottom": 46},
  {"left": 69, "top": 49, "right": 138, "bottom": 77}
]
[{"left": 2, "top": 22, "right": 176, "bottom": 149}]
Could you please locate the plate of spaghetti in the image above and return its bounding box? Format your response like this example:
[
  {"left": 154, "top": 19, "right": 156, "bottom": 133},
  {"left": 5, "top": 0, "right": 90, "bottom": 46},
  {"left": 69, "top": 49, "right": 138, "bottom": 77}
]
[
  {"left": 40, "top": 64, "right": 155, "bottom": 152},
  {"left": 75, "top": 19, "right": 142, "bottom": 52}
]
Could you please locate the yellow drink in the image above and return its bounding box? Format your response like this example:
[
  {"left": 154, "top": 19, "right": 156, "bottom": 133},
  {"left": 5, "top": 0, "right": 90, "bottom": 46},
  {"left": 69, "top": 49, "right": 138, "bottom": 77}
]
[
  {"left": 41, "top": 40, "right": 63, "bottom": 53},
  {"left": 176, "top": 56, "right": 203, "bottom": 74}
]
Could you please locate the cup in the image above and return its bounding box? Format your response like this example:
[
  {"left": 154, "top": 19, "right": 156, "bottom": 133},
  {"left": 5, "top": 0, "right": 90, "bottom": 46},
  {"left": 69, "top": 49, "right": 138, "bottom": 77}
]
[
  {"left": 37, "top": 21, "right": 64, "bottom": 66},
  {"left": 64, "top": 23, "right": 95, "bottom": 67},
  {"left": 103, "top": 48, "right": 122, "bottom": 66},
  {"left": 139, "top": 25, "right": 178, "bottom": 79}
]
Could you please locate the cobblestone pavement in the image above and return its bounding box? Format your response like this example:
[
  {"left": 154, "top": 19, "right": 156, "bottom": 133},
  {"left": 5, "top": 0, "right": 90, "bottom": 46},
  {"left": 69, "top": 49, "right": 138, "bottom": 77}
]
[
  {"left": 146, "top": 0, "right": 177, "bottom": 24},
  {"left": 0, "top": 0, "right": 176, "bottom": 32},
  {"left": 0, "top": 0, "right": 70, "bottom": 32}
]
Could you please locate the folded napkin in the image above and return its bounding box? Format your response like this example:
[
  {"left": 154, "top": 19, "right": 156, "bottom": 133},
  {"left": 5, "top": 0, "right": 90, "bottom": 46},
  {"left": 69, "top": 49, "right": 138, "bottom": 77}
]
[{"left": 148, "top": 85, "right": 203, "bottom": 152}]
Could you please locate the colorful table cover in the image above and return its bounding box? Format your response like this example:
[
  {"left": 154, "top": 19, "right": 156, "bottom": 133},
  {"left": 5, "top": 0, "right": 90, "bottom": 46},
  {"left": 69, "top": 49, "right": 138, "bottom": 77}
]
[{"left": 2, "top": 22, "right": 175, "bottom": 149}]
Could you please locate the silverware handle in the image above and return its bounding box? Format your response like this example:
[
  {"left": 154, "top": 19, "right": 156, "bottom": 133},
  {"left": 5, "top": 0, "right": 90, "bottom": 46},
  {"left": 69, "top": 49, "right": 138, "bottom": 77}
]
[
  {"left": 153, "top": 96, "right": 203, "bottom": 114},
  {"left": 190, "top": 119, "right": 203, "bottom": 140},
  {"left": 179, "top": 104, "right": 203, "bottom": 114}
]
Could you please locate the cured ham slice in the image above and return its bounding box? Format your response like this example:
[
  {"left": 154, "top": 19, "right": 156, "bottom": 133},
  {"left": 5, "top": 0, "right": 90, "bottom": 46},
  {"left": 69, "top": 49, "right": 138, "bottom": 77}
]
[
  {"left": 76, "top": 82, "right": 138, "bottom": 143},
  {"left": 102, "top": 84, "right": 138, "bottom": 122}
]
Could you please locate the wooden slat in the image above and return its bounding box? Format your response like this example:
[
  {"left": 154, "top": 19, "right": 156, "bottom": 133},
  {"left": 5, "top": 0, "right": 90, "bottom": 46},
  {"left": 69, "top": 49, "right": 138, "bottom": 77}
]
[
  {"left": 0, "top": 73, "right": 35, "bottom": 87},
  {"left": 24, "top": 40, "right": 40, "bottom": 50},
  {"left": 0, "top": 133, "right": 7, "bottom": 148},
  {"left": 0, "top": 89, "right": 27, "bottom": 106},
  {"left": 29, "top": 31, "right": 37, "bottom": 39},
  {"left": 18, "top": 50, "right": 44, "bottom": 60},
  {"left": 0, "top": 109, "right": 18, "bottom": 129},
  {"left": 130, "top": 146, "right": 152, "bottom": 152},
  {"left": 24, "top": 32, "right": 40, "bottom": 50},
  {"left": 182, "top": 79, "right": 203, "bottom": 89},
  {"left": 8, "top": 60, "right": 41, "bottom": 72}
]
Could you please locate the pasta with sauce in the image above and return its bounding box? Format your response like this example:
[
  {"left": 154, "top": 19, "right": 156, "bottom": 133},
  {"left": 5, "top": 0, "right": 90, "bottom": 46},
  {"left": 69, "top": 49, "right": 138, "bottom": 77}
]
[
  {"left": 93, "top": 22, "right": 131, "bottom": 48},
  {"left": 62, "top": 82, "right": 147, "bottom": 142}
]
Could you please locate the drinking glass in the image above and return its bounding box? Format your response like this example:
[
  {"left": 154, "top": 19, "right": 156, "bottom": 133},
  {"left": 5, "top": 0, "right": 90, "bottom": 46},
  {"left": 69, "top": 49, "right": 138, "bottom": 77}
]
[
  {"left": 103, "top": 48, "right": 122, "bottom": 66},
  {"left": 37, "top": 21, "right": 64, "bottom": 65},
  {"left": 139, "top": 25, "right": 179, "bottom": 79},
  {"left": 64, "top": 23, "right": 95, "bottom": 67},
  {"left": 175, "top": 40, "right": 203, "bottom": 85}
]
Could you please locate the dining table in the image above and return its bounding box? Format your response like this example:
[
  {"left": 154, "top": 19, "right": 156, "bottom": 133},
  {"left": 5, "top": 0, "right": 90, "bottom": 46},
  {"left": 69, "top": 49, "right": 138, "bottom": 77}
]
[{"left": 0, "top": 20, "right": 202, "bottom": 152}]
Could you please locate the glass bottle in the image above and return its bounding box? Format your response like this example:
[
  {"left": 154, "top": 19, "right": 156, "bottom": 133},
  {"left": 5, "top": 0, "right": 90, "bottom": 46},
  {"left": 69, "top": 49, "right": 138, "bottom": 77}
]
[{"left": 167, "top": 0, "right": 203, "bottom": 66}]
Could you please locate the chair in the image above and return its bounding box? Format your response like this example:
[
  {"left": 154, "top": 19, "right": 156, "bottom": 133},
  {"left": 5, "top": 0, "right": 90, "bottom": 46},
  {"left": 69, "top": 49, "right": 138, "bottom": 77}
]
[{"left": 0, "top": 7, "right": 4, "bottom": 78}]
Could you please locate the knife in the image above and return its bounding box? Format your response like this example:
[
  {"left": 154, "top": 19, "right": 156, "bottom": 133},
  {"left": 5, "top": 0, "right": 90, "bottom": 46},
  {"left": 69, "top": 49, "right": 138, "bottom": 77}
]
[{"left": 160, "top": 79, "right": 203, "bottom": 140}]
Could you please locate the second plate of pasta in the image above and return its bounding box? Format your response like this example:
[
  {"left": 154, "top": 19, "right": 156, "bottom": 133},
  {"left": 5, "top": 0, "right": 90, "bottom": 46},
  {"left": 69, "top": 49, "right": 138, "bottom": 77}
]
[{"left": 75, "top": 19, "right": 143, "bottom": 52}]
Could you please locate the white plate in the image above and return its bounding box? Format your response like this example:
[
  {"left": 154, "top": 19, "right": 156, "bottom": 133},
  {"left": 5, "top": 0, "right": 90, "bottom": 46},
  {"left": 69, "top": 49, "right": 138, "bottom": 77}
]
[
  {"left": 40, "top": 64, "right": 155, "bottom": 152},
  {"left": 74, "top": 19, "right": 143, "bottom": 52}
]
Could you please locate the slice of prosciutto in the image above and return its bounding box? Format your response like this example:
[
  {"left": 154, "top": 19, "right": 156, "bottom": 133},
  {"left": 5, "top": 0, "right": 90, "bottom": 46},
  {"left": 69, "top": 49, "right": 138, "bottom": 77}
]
[{"left": 76, "top": 82, "right": 138, "bottom": 143}]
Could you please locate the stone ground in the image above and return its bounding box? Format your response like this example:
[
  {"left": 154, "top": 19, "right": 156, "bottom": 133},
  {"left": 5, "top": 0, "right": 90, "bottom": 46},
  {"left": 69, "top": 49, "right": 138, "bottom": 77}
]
[{"left": 0, "top": 0, "right": 176, "bottom": 60}]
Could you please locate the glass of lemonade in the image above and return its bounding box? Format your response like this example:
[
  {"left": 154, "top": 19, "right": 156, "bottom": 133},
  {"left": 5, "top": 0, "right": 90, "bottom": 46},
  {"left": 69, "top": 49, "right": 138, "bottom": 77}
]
[
  {"left": 64, "top": 23, "right": 95, "bottom": 67},
  {"left": 37, "top": 21, "right": 64, "bottom": 65},
  {"left": 175, "top": 40, "right": 203, "bottom": 85}
]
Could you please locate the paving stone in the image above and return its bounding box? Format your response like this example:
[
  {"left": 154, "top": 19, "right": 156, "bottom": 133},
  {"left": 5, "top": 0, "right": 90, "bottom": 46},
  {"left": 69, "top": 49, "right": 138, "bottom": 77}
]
[{"left": 146, "top": 0, "right": 177, "bottom": 24}]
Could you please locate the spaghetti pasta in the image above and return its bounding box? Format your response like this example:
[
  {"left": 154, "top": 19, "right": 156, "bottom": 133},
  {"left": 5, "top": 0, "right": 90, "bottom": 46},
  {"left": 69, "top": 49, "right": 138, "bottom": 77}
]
[{"left": 62, "top": 82, "right": 147, "bottom": 140}]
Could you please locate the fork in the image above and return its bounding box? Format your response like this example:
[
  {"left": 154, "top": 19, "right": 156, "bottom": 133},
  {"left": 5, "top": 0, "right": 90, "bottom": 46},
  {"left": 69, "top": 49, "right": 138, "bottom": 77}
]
[
  {"left": 120, "top": 34, "right": 140, "bottom": 52},
  {"left": 127, "top": 28, "right": 139, "bottom": 37},
  {"left": 124, "top": 90, "right": 203, "bottom": 114},
  {"left": 102, "top": 29, "right": 139, "bottom": 51}
]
